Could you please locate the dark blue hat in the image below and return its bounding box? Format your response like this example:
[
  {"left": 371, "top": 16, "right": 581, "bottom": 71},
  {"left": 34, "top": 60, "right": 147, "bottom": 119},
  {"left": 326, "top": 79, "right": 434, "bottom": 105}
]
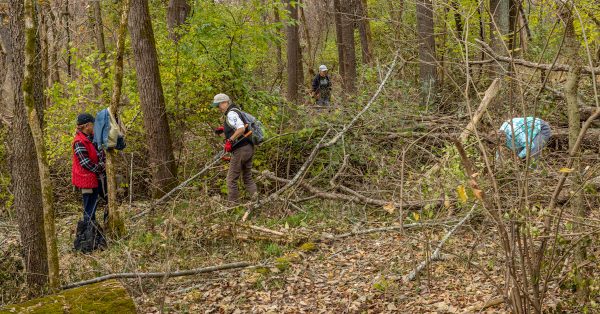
[{"left": 76, "top": 113, "right": 95, "bottom": 125}]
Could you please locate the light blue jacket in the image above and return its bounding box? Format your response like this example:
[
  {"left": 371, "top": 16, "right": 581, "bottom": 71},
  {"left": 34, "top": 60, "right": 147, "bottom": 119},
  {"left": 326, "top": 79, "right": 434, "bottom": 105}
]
[
  {"left": 93, "top": 109, "right": 110, "bottom": 149},
  {"left": 500, "top": 117, "right": 542, "bottom": 158}
]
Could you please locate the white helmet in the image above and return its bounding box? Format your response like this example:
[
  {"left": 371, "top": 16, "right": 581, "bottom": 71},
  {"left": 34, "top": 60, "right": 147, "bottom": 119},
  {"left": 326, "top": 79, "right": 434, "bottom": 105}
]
[{"left": 319, "top": 65, "right": 328, "bottom": 72}]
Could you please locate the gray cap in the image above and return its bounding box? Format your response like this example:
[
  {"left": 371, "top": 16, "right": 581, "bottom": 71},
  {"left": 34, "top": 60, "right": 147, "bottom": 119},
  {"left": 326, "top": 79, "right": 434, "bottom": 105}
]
[
  {"left": 319, "top": 65, "right": 328, "bottom": 72},
  {"left": 211, "top": 93, "right": 230, "bottom": 107}
]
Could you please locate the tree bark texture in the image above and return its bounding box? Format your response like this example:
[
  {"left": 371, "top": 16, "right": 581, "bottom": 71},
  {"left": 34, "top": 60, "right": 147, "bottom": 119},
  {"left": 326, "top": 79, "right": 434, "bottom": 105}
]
[
  {"left": 340, "top": 0, "right": 357, "bottom": 93},
  {"left": 24, "top": 0, "right": 59, "bottom": 290},
  {"left": 489, "top": 0, "right": 509, "bottom": 56},
  {"left": 561, "top": 2, "right": 587, "bottom": 300},
  {"left": 285, "top": 0, "right": 302, "bottom": 103},
  {"left": 7, "top": 0, "right": 48, "bottom": 292},
  {"left": 298, "top": 0, "right": 312, "bottom": 73},
  {"left": 88, "top": 0, "right": 108, "bottom": 99},
  {"left": 105, "top": 0, "right": 130, "bottom": 238},
  {"left": 333, "top": 0, "right": 345, "bottom": 80},
  {"left": 38, "top": 1, "right": 59, "bottom": 85},
  {"left": 129, "top": 0, "right": 178, "bottom": 199},
  {"left": 356, "top": 0, "right": 373, "bottom": 64},
  {"left": 167, "top": 0, "right": 190, "bottom": 42},
  {"left": 416, "top": 0, "right": 436, "bottom": 102}
]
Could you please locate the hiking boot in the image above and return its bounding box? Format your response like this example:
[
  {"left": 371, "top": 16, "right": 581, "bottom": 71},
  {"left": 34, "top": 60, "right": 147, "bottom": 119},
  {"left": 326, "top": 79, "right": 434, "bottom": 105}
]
[{"left": 73, "top": 220, "right": 107, "bottom": 253}]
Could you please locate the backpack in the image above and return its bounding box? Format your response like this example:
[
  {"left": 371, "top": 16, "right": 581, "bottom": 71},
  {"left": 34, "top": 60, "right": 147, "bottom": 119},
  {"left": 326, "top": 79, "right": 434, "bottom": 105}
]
[{"left": 230, "top": 108, "right": 265, "bottom": 146}]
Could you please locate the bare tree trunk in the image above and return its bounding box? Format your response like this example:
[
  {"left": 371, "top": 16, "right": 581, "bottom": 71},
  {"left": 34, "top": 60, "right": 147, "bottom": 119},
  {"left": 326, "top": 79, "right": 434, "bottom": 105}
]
[
  {"left": 8, "top": 0, "right": 48, "bottom": 293},
  {"left": 298, "top": 0, "right": 312, "bottom": 73},
  {"left": 416, "top": 0, "right": 436, "bottom": 104},
  {"left": 340, "top": 0, "right": 357, "bottom": 93},
  {"left": 451, "top": 0, "right": 463, "bottom": 37},
  {"left": 104, "top": 0, "right": 130, "bottom": 238},
  {"left": 23, "top": 0, "right": 59, "bottom": 291},
  {"left": 285, "top": 0, "right": 301, "bottom": 103},
  {"left": 507, "top": 0, "right": 519, "bottom": 54},
  {"left": 489, "top": 0, "right": 509, "bottom": 56},
  {"left": 518, "top": 3, "right": 530, "bottom": 52},
  {"left": 388, "top": 0, "right": 404, "bottom": 50},
  {"left": 129, "top": 0, "right": 178, "bottom": 199},
  {"left": 88, "top": 1, "right": 108, "bottom": 98},
  {"left": 167, "top": 0, "right": 190, "bottom": 42},
  {"left": 356, "top": 0, "right": 373, "bottom": 64},
  {"left": 333, "top": 0, "right": 345, "bottom": 80},
  {"left": 273, "top": 5, "right": 283, "bottom": 75},
  {"left": 561, "top": 1, "right": 587, "bottom": 301},
  {"left": 64, "top": 0, "right": 72, "bottom": 78},
  {"left": 39, "top": 2, "right": 59, "bottom": 85}
]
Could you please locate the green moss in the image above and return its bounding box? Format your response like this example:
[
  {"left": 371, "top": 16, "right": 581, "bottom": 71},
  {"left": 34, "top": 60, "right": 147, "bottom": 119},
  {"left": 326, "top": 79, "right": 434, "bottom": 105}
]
[
  {"left": 298, "top": 242, "right": 317, "bottom": 252},
  {"left": 274, "top": 257, "right": 291, "bottom": 271},
  {"left": 0, "top": 280, "right": 136, "bottom": 314}
]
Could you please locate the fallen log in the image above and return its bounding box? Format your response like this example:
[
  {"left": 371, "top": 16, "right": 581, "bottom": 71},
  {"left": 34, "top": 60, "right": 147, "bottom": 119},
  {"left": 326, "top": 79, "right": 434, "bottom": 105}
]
[
  {"left": 0, "top": 280, "right": 136, "bottom": 313},
  {"left": 255, "top": 170, "right": 446, "bottom": 211},
  {"left": 459, "top": 78, "right": 502, "bottom": 142},
  {"left": 62, "top": 261, "right": 252, "bottom": 290}
]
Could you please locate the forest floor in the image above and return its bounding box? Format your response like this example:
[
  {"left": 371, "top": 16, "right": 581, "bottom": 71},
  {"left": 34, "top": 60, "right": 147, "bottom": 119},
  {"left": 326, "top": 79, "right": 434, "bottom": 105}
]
[
  {"left": 7, "top": 196, "right": 519, "bottom": 313},
  {"left": 4, "top": 171, "right": 600, "bottom": 313}
]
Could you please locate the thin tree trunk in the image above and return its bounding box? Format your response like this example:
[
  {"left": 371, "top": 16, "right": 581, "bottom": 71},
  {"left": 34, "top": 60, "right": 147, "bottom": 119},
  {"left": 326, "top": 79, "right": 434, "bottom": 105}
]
[
  {"left": 451, "top": 0, "right": 463, "bottom": 38},
  {"left": 356, "top": 0, "right": 373, "bottom": 64},
  {"left": 416, "top": 0, "right": 436, "bottom": 104},
  {"left": 298, "top": 0, "right": 312, "bottom": 73},
  {"left": 389, "top": 0, "right": 404, "bottom": 49},
  {"left": 104, "top": 0, "right": 130, "bottom": 238},
  {"left": 273, "top": 5, "right": 283, "bottom": 75},
  {"left": 489, "top": 0, "right": 510, "bottom": 56},
  {"left": 508, "top": 0, "right": 519, "bottom": 53},
  {"left": 561, "top": 1, "right": 587, "bottom": 301},
  {"left": 39, "top": 1, "right": 59, "bottom": 85},
  {"left": 333, "top": 0, "right": 345, "bottom": 80},
  {"left": 285, "top": 0, "right": 301, "bottom": 103},
  {"left": 8, "top": 0, "right": 48, "bottom": 293},
  {"left": 518, "top": 2, "right": 530, "bottom": 52},
  {"left": 24, "top": 0, "right": 59, "bottom": 291},
  {"left": 64, "top": 0, "right": 72, "bottom": 78},
  {"left": 88, "top": 1, "right": 108, "bottom": 98},
  {"left": 167, "top": 0, "right": 190, "bottom": 42},
  {"left": 340, "top": 0, "right": 357, "bottom": 93},
  {"left": 129, "top": 0, "right": 178, "bottom": 199}
]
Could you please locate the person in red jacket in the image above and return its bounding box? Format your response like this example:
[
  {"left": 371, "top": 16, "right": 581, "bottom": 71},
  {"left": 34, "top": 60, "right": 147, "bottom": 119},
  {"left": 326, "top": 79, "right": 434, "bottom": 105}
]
[{"left": 72, "top": 113, "right": 106, "bottom": 224}]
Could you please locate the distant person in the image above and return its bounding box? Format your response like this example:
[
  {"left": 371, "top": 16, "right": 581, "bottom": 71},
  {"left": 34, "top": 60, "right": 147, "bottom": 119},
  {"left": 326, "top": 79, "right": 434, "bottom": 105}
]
[
  {"left": 497, "top": 117, "right": 552, "bottom": 160},
  {"left": 311, "top": 65, "right": 332, "bottom": 106},
  {"left": 71, "top": 113, "right": 107, "bottom": 252},
  {"left": 211, "top": 93, "right": 257, "bottom": 203}
]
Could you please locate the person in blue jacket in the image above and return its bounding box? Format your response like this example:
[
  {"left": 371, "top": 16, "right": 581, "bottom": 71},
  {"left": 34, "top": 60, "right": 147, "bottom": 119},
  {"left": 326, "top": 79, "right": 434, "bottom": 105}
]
[{"left": 497, "top": 117, "right": 552, "bottom": 160}]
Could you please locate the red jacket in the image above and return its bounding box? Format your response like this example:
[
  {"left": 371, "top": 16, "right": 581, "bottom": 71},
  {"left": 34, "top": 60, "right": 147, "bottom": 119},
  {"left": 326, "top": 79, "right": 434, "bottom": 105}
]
[{"left": 72, "top": 131, "right": 100, "bottom": 189}]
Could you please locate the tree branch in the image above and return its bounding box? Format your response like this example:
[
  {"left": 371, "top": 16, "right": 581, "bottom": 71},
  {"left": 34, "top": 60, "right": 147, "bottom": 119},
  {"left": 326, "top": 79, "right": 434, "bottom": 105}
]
[
  {"left": 476, "top": 39, "right": 600, "bottom": 74},
  {"left": 62, "top": 261, "right": 252, "bottom": 290},
  {"left": 403, "top": 204, "right": 476, "bottom": 282}
]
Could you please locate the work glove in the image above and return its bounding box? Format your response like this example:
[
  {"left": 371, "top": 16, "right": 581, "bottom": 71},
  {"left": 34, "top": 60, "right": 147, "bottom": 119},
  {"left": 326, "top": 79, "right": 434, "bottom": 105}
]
[
  {"left": 224, "top": 139, "right": 233, "bottom": 152},
  {"left": 221, "top": 155, "right": 231, "bottom": 162},
  {"left": 214, "top": 126, "right": 224, "bottom": 135}
]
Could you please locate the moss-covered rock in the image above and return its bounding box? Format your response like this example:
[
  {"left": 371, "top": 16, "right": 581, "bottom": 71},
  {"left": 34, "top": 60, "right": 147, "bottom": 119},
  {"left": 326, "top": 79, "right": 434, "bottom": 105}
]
[
  {"left": 298, "top": 242, "right": 317, "bottom": 252},
  {"left": 0, "top": 280, "right": 136, "bottom": 314}
]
